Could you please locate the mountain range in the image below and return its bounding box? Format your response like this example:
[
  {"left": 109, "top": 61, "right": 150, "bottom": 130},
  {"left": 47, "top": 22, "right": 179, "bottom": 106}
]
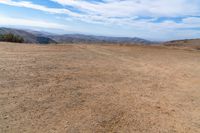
[{"left": 0, "top": 27, "right": 153, "bottom": 44}]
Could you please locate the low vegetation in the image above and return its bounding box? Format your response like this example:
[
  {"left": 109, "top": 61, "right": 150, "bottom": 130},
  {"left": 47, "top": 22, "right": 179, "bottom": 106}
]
[{"left": 0, "top": 33, "right": 24, "bottom": 43}]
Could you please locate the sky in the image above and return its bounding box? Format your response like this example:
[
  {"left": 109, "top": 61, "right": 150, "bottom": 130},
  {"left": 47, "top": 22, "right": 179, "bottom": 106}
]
[{"left": 0, "top": 0, "right": 200, "bottom": 41}]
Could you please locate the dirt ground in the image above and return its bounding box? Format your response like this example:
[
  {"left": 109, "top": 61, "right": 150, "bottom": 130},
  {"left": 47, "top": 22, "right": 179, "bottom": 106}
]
[{"left": 0, "top": 43, "right": 200, "bottom": 133}]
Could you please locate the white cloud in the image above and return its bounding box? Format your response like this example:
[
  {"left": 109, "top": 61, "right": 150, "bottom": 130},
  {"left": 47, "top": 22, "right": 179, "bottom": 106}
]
[
  {"left": 0, "top": 0, "right": 82, "bottom": 17},
  {"left": 1, "top": 0, "right": 200, "bottom": 25},
  {"left": 0, "top": 15, "right": 68, "bottom": 30},
  {"left": 50, "top": 0, "right": 200, "bottom": 17}
]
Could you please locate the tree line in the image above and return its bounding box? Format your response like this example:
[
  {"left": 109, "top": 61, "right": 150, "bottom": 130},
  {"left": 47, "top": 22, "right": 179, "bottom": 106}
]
[{"left": 0, "top": 33, "right": 24, "bottom": 43}]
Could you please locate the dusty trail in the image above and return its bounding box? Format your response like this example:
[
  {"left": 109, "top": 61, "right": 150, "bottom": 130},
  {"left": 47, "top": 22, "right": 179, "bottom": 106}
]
[{"left": 0, "top": 43, "right": 200, "bottom": 133}]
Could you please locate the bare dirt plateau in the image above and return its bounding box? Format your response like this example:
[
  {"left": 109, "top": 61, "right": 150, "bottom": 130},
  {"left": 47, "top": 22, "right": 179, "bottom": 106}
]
[{"left": 0, "top": 43, "right": 200, "bottom": 133}]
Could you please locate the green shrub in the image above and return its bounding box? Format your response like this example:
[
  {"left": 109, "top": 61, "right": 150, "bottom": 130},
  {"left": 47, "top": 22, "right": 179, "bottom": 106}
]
[{"left": 0, "top": 33, "right": 24, "bottom": 43}]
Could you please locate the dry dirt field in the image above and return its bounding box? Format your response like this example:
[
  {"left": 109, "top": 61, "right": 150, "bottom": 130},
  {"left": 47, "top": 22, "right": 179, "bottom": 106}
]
[{"left": 0, "top": 43, "right": 200, "bottom": 133}]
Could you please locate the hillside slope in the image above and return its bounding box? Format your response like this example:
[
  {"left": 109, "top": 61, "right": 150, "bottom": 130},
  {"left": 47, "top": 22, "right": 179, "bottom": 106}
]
[
  {"left": 164, "top": 39, "right": 200, "bottom": 49},
  {"left": 0, "top": 28, "right": 56, "bottom": 44}
]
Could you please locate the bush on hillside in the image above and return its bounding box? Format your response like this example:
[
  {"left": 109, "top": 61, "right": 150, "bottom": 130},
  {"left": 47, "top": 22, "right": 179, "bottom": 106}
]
[{"left": 0, "top": 33, "right": 24, "bottom": 43}]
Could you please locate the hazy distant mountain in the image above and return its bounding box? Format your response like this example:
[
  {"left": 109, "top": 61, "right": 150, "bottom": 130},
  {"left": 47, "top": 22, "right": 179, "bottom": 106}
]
[
  {"left": 49, "top": 34, "right": 153, "bottom": 44},
  {"left": 0, "top": 27, "right": 153, "bottom": 44},
  {"left": 0, "top": 27, "right": 56, "bottom": 44}
]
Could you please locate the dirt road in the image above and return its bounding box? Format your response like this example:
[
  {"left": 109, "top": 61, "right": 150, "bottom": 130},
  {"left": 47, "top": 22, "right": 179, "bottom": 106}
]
[{"left": 0, "top": 43, "right": 200, "bottom": 133}]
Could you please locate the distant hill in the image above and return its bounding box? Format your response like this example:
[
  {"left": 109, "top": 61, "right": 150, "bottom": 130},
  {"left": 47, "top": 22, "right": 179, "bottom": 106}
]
[
  {"left": 0, "top": 27, "right": 153, "bottom": 44},
  {"left": 49, "top": 34, "right": 153, "bottom": 44},
  {"left": 0, "top": 27, "right": 56, "bottom": 44},
  {"left": 164, "top": 39, "right": 200, "bottom": 50},
  {"left": 164, "top": 39, "right": 200, "bottom": 46}
]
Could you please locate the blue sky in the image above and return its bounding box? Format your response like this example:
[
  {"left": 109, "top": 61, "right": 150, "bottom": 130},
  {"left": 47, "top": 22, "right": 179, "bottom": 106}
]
[{"left": 0, "top": 0, "right": 200, "bottom": 41}]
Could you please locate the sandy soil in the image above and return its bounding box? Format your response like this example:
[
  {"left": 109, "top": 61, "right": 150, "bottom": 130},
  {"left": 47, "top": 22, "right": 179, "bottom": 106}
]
[{"left": 0, "top": 43, "right": 200, "bottom": 133}]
